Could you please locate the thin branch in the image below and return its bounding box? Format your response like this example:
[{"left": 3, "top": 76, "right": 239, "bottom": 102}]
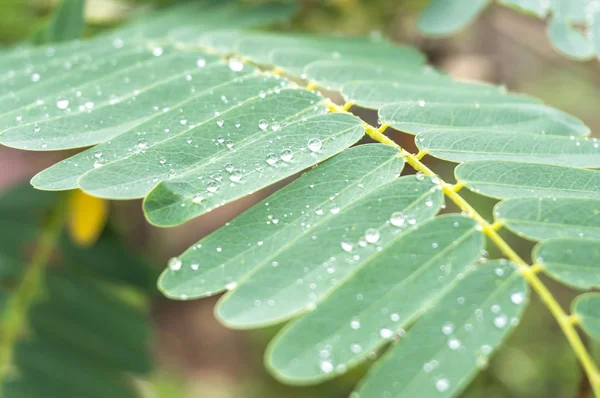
[{"left": 0, "top": 196, "right": 67, "bottom": 384}]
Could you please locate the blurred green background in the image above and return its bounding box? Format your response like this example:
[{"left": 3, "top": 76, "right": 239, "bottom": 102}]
[{"left": 0, "top": 1, "right": 598, "bottom": 397}]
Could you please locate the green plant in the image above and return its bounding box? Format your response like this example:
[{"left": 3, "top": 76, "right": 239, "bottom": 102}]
[
  {"left": 1, "top": 0, "right": 599, "bottom": 397},
  {"left": 418, "top": 0, "right": 600, "bottom": 61}
]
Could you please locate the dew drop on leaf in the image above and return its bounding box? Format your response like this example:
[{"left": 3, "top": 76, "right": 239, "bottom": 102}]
[
  {"left": 168, "top": 257, "right": 182, "bottom": 271},
  {"left": 258, "top": 119, "right": 269, "bottom": 131},
  {"left": 229, "top": 170, "right": 242, "bottom": 182},
  {"left": 56, "top": 99, "right": 69, "bottom": 109},
  {"left": 390, "top": 211, "right": 406, "bottom": 227},
  {"left": 364, "top": 228, "right": 380, "bottom": 243},
  {"left": 307, "top": 138, "right": 322, "bottom": 152},
  {"left": 192, "top": 194, "right": 204, "bottom": 204},
  {"left": 266, "top": 153, "right": 278, "bottom": 165},
  {"left": 280, "top": 149, "right": 293, "bottom": 162}
]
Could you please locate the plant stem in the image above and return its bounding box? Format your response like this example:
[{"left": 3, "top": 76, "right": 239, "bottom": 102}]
[
  {"left": 325, "top": 101, "right": 600, "bottom": 397},
  {"left": 0, "top": 198, "right": 67, "bottom": 384}
]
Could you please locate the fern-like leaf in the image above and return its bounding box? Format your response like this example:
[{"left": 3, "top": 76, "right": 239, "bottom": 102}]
[{"left": 1, "top": 1, "right": 600, "bottom": 396}]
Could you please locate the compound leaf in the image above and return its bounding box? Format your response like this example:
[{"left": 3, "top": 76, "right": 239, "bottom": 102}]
[{"left": 534, "top": 238, "right": 600, "bottom": 289}]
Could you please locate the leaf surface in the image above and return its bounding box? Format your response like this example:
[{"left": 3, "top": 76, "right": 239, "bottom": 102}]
[
  {"left": 215, "top": 174, "right": 444, "bottom": 328},
  {"left": 266, "top": 215, "right": 483, "bottom": 383},
  {"left": 572, "top": 293, "right": 600, "bottom": 340},
  {"left": 417, "top": 130, "right": 600, "bottom": 167},
  {"left": 159, "top": 144, "right": 404, "bottom": 299},
  {"left": 534, "top": 238, "right": 600, "bottom": 289},
  {"left": 355, "top": 260, "right": 528, "bottom": 398},
  {"left": 494, "top": 197, "right": 600, "bottom": 241},
  {"left": 456, "top": 161, "right": 600, "bottom": 199}
]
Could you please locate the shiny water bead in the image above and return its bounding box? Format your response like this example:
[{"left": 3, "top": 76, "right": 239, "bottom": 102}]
[
  {"left": 364, "top": 228, "right": 380, "bottom": 243},
  {"left": 56, "top": 99, "right": 69, "bottom": 109},
  {"left": 280, "top": 149, "right": 293, "bottom": 162},
  {"left": 206, "top": 181, "right": 219, "bottom": 193},
  {"left": 228, "top": 59, "right": 244, "bottom": 72},
  {"left": 229, "top": 170, "right": 243, "bottom": 182},
  {"left": 192, "top": 194, "right": 204, "bottom": 204},
  {"left": 168, "top": 257, "right": 182, "bottom": 271},
  {"left": 307, "top": 138, "right": 322, "bottom": 152},
  {"left": 341, "top": 239, "right": 353, "bottom": 252},
  {"left": 390, "top": 211, "right": 406, "bottom": 227},
  {"left": 258, "top": 119, "right": 269, "bottom": 131},
  {"left": 266, "top": 153, "right": 278, "bottom": 165}
]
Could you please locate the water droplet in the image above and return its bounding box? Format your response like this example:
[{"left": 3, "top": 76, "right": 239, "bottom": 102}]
[
  {"left": 418, "top": 99, "right": 426, "bottom": 107},
  {"left": 152, "top": 47, "right": 163, "bottom": 56},
  {"left": 280, "top": 149, "right": 293, "bottom": 162},
  {"left": 266, "top": 153, "right": 278, "bottom": 165},
  {"left": 216, "top": 118, "right": 224, "bottom": 127},
  {"left": 56, "top": 99, "right": 69, "bottom": 109},
  {"left": 415, "top": 172, "right": 425, "bottom": 181},
  {"left": 351, "top": 344, "right": 362, "bottom": 353},
  {"left": 31, "top": 73, "right": 40, "bottom": 82},
  {"left": 510, "top": 291, "right": 524, "bottom": 305},
  {"left": 442, "top": 322, "right": 454, "bottom": 335},
  {"left": 192, "top": 194, "right": 204, "bottom": 204},
  {"left": 158, "top": 156, "right": 167, "bottom": 165},
  {"left": 365, "top": 228, "right": 380, "bottom": 243},
  {"left": 350, "top": 320, "right": 361, "bottom": 329},
  {"left": 379, "top": 328, "right": 393, "bottom": 339},
  {"left": 448, "top": 337, "right": 461, "bottom": 350},
  {"left": 93, "top": 159, "right": 106, "bottom": 168},
  {"left": 307, "top": 138, "right": 322, "bottom": 152},
  {"left": 330, "top": 205, "right": 340, "bottom": 214},
  {"left": 320, "top": 361, "right": 333, "bottom": 373},
  {"left": 168, "top": 257, "right": 182, "bottom": 271},
  {"left": 196, "top": 58, "right": 206, "bottom": 68},
  {"left": 271, "top": 121, "right": 281, "bottom": 131},
  {"left": 435, "top": 378, "right": 450, "bottom": 392},
  {"left": 493, "top": 315, "right": 508, "bottom": 329},
  {"left": 228, "top": 59, "right": 244, "bottom": 72},
  {"left": 229, "top": 170, "right": 242, "bottom": 182},
  {"left": 206, "top": 181, "right": 219, "bottom": 193},
  {"left": 341, "top": 239, "right": 353, "bottom": 252},
  {"left": 258, "top": 119, "right": 269, "bottom": 131},
  {"left": 225, "top": 140, "right": 234, "bottom": 149},
  {"left": 390, "top": 212, "right": 406, "bottom": 227}
]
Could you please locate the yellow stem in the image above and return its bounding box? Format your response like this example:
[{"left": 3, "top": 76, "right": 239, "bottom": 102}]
[
  {"left": 328, "top": 100, "right": 600, "bottom": 396},
  {"left": 0, "top": 198, "right": 67, "bottom": 383}
]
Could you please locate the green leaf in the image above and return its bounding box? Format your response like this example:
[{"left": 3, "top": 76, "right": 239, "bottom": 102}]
[
  {"left": 158, "top": 144, "right": 404, "bottom": 299},
  {"left": 572, "top": 293, "right": 600, "bottom": 340},
  {"left": 142, "top": 112, "right": 365, "bottom": 226},
  {"left": 533, "top": 238, "right": 600, "bottom": 289},
  {"left": 0, "top": 185, "right": 153, "bottom": 398},
  {"left": 494, "top": 197, "right": 600, "bottom": 241},
  {"left": 547, "top": 18, "right": 595, "bottom": 60},
  {"left": 6, "top": 340, "right": 140, "bottom": 398},
  {"left": 266, "top": 215, "right": 483, "bottom": 383},
  {"left": 28, "top": 272, "right": 152, "bottom": 374},
  {"left": 498, "top": 0, "right": 549, "bottom": 17},
  {"left": 36, "top": 0, "right": 85, "bottom": 44},
  {"left": 341, "top": 80, "right": 529, "bottom": 110},
  {"left": 417, "top": 0, "right": 597, "bottom": 62},
  {"left": 215, "top": 174, "right": 443, "bottom": 328},
  {"left": 379, "top": 102, "right": 588, "bottom": 137},
  {"left": 417, "top": 0, "right": 491, "bottom": 36},
  {"left": 456, "top": 161, "right": 600, "bottom": 199},
  {"left": 417, "top": 130, "right": 600, "bottom": 167},
  {"left": 354, "top": 260, "right": 528, "bottom": 398}
]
